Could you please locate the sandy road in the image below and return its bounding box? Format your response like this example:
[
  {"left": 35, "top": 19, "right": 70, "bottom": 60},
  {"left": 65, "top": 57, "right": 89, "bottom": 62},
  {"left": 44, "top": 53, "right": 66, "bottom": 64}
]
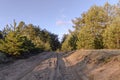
[
  {"left": 0, "top": 52, "right": 84, "bottom": 80},
  {"left": 0, "top": 52, "right": 56, "bottom": 80},
  {"left": 53, "top": 53, "right": 83, "bottom": 80}
]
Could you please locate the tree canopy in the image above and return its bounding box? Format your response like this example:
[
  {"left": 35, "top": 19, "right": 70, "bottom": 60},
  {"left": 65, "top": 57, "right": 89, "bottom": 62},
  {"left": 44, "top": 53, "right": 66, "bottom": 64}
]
[
  {"left": 0, "top": 21, "right": 60, "bottom": 56},
  {"left": 61, "top": 2, "right": 120, "bottom": 51}
]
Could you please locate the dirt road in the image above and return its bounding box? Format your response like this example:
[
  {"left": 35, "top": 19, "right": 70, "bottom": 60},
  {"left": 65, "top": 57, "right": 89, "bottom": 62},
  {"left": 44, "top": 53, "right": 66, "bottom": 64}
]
[
  {"left": 1, "top": 50, "right": 119, "bottom": 80},
  {"left": 0, "top": 52, "right": 85, "bottom": 80}
]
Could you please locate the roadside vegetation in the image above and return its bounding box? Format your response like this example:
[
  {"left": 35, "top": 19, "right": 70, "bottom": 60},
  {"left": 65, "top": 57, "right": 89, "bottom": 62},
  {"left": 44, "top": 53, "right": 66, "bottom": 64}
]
[
  {"left": 61, "top": 2, "right": 120, "bottom": 51},
  {"left": 0, "top": 21, "right": 60, "bottom": 63}
]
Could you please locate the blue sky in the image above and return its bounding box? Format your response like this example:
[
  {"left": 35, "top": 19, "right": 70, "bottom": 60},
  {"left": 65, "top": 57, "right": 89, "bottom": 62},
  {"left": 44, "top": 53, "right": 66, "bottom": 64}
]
[{"left": 0, "top": 0, "right": 118, "bottom": 40}]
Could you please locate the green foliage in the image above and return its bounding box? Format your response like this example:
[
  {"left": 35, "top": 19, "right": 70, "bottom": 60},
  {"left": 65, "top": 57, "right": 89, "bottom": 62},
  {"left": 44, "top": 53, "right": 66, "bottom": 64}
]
[
  {"left": 0, "top": 31, "right": 23, "bottom": 55},
  {"left": 103, "top": 17, "right": 120, "bottom": 49},
  {"left": 22, "top": 24, "right": 45, "bottom": 50},
  {"left": 44, "top": 42, "right": 51, "bottom": 51},
  {"left": 61, "top": 35, "right": 72, "bottom": 52},
  {"left": 69, "top": 33, "right": 78, "bottom": 50},
  {"left": 94, "top": 35, "right": 104, "bottom": 49},
  {"left": 72, "top": 5, "right": 107, "bottom": 49},
  {"left": 0, "top": 31, "right": 35, "bottom": 56},
  {"left": 62, "top": 2, "right": 120, "bottom": 50},
  {"left": 61, "top": 32, "right": 77, "bottom": 52},
  {"left": 77, "top": 26, "right": 95, "bottom": 49},
  {"left": 0, "top": 21, "right": 60, "bottom": 57},
  {"left": 61, "top": 34, "right": 68, "bottom": 44},
  {"left": 49, "top": 33, "right": 61, "bottom": 51}
]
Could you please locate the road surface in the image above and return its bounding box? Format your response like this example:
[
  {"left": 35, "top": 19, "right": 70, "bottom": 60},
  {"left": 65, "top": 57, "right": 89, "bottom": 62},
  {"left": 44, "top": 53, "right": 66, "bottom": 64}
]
[{"left": 0, "top": 52, "right": 85, "bottom": 80}]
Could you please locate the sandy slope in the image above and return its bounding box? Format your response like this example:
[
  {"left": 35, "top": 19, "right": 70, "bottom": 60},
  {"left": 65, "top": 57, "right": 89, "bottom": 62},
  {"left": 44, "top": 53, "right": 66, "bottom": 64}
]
[
  {"left": 66, "top": 50, "right": 120, "bottom": 80},
  {"left": 0, "top": 50, "right": 120, "bottom": 80}
]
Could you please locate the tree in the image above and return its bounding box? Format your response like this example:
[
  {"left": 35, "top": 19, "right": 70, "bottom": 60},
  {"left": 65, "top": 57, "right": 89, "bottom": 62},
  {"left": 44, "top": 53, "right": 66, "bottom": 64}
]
[
  {"left": 77, "top": 26, "right": 95, "bottom": 49},
  {"left": 61, "top": 34, "right": 68, "bottom": 44},
  {"left": 103, "top": 17, "right": 120, "bottom": 49},
  {"left": 61, "top": 38, "right": 72, "bottom": 52},
  {"left": 0, "top": 21, "right": 39, "bottom": 56},
  {"left": 0, "top": 20, "right": 61, "bottom": 57},
  {"left": 49, "top": 33, "right": 60, "bottom": 51},
  {"left": 72, "top": 5, "right": 108, "bottom": 49},
  {"left": 0, "top": 31, "right": 34, "bottom": 56},
  {"left": 61, "top": 32, "right": 77, "bottom": 51},
  {"left": 69, "top": 32, "right": 78, "bottom": 50},
  {"left": 18, "top": 22, "right": 60, "bottom": 51}
]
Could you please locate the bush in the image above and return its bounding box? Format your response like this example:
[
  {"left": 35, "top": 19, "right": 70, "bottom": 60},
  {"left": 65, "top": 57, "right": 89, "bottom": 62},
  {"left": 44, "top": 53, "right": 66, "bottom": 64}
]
[{"left": 0, "top": 31, "right": 36, "bottom": 57}]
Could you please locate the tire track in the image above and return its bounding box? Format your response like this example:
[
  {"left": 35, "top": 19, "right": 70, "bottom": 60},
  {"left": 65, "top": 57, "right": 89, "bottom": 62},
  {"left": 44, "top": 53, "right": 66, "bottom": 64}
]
[
  {"left": 19, "top": 52, "right": 58, "bottom": 80},
  {"left": 64, "top": 54, "right": 89, "bottom": 80},
  {"left": 17, "top": 53, "right": 54, "bottom": 80},
  {"left": 53, "top": 53, "right": 64, "bottom": 80},
  {"left": 53, "top": 53, "right": 82, "bottom": 80},
  {"left": 0, "top": 52, "right": 55, "bottom": 80}
]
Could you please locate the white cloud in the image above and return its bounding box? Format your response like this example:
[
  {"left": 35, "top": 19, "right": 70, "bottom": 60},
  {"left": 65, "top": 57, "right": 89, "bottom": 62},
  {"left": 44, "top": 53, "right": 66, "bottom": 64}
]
[
  {"left": 56, "top": 8, "right": 72, "bottom": 26},
  {"left": 56, "top": 20, "right": 66, "bottom": 26},
  {"left": 56, "top": 20, "right": 72, "bottom": 26}
]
